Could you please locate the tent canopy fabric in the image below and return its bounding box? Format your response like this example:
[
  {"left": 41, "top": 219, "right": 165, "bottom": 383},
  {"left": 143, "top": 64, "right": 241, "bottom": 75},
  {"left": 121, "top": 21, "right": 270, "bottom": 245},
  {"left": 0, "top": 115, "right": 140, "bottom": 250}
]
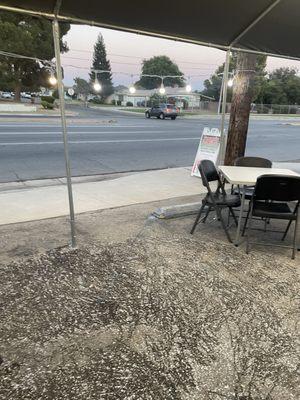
[{"left": 0, "top": 0, "right": 300, "bottom": 60}]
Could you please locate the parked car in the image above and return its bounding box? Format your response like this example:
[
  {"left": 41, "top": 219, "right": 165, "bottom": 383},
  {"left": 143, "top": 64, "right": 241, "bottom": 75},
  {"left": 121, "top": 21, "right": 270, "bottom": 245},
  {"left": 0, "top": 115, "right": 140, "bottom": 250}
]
[
  {"left": 1, "top": 92, "right": 12, "bottom": 99},
  {"left": 20, "top": 92, "right": 31, "bottom": 99},
  {"left": 145, "top": 104, "right": 179, "bottom": 120}
]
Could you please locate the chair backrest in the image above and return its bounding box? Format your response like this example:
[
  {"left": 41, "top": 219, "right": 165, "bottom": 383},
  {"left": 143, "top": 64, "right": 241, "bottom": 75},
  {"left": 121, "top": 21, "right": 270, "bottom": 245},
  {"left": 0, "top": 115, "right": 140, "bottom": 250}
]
[
  {"left": 199, "top": 160, "right": 220, "bottom": 189},
  {"left": 235, "top": 156, "right": 272, "bottom": 168},
  {"left": 254, "top": 175, "right": 300, "bottom": 202}
]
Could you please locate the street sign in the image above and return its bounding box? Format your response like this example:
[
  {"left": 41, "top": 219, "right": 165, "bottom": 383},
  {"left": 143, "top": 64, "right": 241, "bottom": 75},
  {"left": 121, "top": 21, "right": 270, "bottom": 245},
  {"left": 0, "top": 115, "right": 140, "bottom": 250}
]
[
  {"left": 191, "top": 127, "right": 221, "bottom": 177},
  {"left": 67, "top": 88, "right": 75, "bottom": 96}
]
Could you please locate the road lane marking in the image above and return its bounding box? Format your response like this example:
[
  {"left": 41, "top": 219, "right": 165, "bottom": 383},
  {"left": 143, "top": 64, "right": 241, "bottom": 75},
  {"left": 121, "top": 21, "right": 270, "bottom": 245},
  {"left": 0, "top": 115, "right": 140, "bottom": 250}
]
[
  {"left": 0, "top": 130, "right": 180, "bottom": 135},
  {"left": 0, "top": 137, "right": 198, "bottom": 146},
  {"left": 0, "top": 124, "right": 192, "bottom": 128},
  {"left": 0, "top": 129, "right": 202, "bottom": 136}
]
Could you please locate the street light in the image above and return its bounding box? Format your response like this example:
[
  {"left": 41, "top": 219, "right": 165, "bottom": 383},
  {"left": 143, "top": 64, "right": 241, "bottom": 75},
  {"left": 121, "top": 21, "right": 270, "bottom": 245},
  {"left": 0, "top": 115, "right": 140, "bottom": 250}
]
[
  {"left": 91, "top": 69, "right": 106, "bottom": 92},
  {"left": 159, "top": 83, "right": 166, "bottom": 95},
  {"left": 49, "top": 74, "right": 57, "bottom": 85},
  {"left": 227, "top": 78, "right": 234, "bottom": 87},
  {"left": 129, "top": 74, "right": 136, "bottom": 94},
  {"left": 93, "top": 79, "right": 102, "bottom": 92},
  {"left": 186, "top": 84, "right": 192, "bottom": 93},
  {"left": 217, "top": 72, "right": 234, "bottom": 114}
]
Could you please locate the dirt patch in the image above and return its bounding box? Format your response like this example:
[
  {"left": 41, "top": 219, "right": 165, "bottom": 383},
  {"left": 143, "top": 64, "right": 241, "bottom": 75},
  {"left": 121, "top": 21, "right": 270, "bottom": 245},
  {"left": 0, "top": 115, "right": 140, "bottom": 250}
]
[{"left": 0, "top": 226, "right": 299, "bottom": 399}]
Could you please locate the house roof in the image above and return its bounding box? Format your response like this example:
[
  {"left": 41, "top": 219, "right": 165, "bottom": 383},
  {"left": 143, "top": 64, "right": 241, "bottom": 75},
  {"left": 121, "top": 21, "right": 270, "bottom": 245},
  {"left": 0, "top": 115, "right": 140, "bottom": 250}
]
[{"left": 115, "top": 87, "right": 202, "bottom": 97}]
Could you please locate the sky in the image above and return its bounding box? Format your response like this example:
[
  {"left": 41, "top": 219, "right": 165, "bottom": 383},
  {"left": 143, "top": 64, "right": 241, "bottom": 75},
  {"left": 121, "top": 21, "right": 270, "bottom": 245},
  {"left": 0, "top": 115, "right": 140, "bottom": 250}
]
[{"left": 61, "top": 24, "right": 300, "bottom": 89}]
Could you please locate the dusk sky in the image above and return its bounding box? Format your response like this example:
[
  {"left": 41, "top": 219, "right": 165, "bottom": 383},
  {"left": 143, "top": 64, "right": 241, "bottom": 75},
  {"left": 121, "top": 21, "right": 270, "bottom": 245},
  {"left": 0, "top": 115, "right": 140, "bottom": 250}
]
[{"left": 61, "top": 24, "right": 300, "bottom": 89}]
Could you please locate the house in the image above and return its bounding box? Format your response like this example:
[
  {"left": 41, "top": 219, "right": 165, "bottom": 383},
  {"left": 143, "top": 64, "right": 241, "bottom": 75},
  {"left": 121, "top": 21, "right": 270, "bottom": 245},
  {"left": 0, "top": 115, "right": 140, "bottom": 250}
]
[{"left": 107, "top": 87, "right": 208, "bottom": 108}]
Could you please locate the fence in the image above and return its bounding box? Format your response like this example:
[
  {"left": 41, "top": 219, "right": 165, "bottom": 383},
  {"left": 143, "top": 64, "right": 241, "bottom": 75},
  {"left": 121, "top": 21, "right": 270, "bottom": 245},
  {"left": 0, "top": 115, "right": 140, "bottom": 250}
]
[
  {"left": 250, "top": 103, "right": 300, "bottom": 115},
  {"left": 184, "top": 102, "right": 300, "bottom": 115}
]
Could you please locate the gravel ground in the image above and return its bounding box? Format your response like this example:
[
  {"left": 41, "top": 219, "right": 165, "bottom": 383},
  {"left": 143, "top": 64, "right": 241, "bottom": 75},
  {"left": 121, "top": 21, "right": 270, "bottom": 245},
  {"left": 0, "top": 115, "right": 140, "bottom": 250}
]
[{"left": 0, "top": 219, "right": 299, "bottom": 400}]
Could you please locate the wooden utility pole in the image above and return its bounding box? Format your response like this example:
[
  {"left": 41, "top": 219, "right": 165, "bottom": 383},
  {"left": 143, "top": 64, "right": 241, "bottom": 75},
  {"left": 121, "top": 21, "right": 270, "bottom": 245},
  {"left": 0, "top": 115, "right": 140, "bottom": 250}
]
[{"left": 224, "top": 52, "right": 257, "bottom": 165}]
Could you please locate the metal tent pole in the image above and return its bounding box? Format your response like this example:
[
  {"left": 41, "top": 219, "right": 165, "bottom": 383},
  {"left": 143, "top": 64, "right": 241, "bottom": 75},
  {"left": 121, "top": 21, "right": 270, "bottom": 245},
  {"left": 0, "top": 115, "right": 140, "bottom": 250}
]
[
  {"left": 217, "top": 76, "right": 224, "bottom": 115},
  {"left": 218, "top": 49, "right": 230, "bottom": 165},
  {"left": 52, "top": 19, "right": 76, "bottom": 248}
]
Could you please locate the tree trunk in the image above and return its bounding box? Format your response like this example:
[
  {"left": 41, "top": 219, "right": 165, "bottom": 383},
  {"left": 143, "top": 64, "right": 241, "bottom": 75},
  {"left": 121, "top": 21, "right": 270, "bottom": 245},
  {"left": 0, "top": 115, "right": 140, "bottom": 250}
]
[
  {"left": 14, "top": 81, "right": 21, "bottom": 102},
  {"left": 224, "top": 52, "right": 257, "bottom": 165}
]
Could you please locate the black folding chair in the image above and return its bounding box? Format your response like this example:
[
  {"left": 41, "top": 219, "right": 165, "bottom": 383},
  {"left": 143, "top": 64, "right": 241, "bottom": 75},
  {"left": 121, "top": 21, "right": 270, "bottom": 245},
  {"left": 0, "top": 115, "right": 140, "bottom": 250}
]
[
  {"left": 235, "top": 156, "right": 272, "bottom": 168},
  {"left": 190, "top": 160, "right": 241, "bottom": 243},
  {"left": 246, "top": 175, "right": 300, "bottom": 259},
  {"left": 231, "top": 157, "right": 272, "bottom": 235},
  {"left": 232, "top": 156, "right": 272, "bottom": 199}
]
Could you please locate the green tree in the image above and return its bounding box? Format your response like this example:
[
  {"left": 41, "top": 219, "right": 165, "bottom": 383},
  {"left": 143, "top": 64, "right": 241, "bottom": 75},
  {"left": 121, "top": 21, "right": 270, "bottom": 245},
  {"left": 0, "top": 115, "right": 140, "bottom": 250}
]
[
  {"left": 136, "top": 56, "right": 185, "bottom": 89},
  {"left": 0, "top": 12, "right": 70, "bottom": 101},
  {"left": 202, "top": 57, "right": 236, "bottom": 101},
  {"left": 202, "top": 53, "right": 267, "bottom": 102},
  {"left": 257, "top": 80, "right": 288, "bottom": 105},
  {"left": 257, "top": 68, "right": 300, "bottom": 105},
  {"left": 90, "top": 33, "right": 113, "bottom": 100},
  {"left": 149, "top": 93, "right": 167, "bottom": 106},
  {"left": 73, "top": 77, "right": 91, "bottom": 101},
  {"left": 113, "top": 84, "right": 128, "bottom": 92}
]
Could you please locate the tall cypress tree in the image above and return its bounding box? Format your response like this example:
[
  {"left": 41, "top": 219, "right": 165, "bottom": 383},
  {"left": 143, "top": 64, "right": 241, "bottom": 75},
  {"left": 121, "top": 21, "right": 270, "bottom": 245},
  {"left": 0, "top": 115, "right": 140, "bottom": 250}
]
[{"left": 90, "top": 33, "right": 113, "bottom": 100}]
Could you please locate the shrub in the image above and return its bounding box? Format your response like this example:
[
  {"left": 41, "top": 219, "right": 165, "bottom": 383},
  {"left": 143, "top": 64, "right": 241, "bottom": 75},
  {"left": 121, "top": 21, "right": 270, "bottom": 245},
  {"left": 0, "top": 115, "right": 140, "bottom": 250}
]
[
  {"left": 52, "top": 90, "right": 59, "bottom": 99},
  {"left": 290, "top": 107, "right": 298, "bottom": 114},
  {"left": 271, "top": 105, "right": 280, "bottom": 114},
  {"left": 41, "top": 96, "right": 55, "bottom": 104},
  {"left": 281, "top": 106, "right": 289, "bottom": 114},
  {"left": 41, "top": 100, "right": 55, "bottom": 110},
  {"left": 126, "top": 101, "right": 133, "bottom": 107},
  {"left": 111, "top": 100, "right": 116, "bottom": 105},
  {"left": 88, "top": 97, "right": 103, "bottom": 104},
  {"left": 149, "top": 93, "right": 167, "bottom": 107},
  {"left": 256, "top": 105, "right": 270, "bottom": 114}
]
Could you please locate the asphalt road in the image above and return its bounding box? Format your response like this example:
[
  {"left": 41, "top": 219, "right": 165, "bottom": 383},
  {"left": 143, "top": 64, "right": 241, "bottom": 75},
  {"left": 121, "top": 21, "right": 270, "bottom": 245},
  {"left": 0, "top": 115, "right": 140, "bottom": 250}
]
[{"left": 0, "top": 106, "right": 299, "bottom": 182}]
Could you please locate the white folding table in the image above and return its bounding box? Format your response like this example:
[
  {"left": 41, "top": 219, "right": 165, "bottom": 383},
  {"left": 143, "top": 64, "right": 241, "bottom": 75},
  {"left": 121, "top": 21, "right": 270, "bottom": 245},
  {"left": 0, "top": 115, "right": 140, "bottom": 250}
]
[{"left": 218, "top": 166, "right": 300, "bottom": 245}]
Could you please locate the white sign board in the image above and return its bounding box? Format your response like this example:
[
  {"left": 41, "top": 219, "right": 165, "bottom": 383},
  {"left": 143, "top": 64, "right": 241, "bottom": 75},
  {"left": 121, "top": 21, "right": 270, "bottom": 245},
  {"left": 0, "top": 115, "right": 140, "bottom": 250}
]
[
  {"left": 67, "top": 88, "right": 75, "bottom": 96},
  {"left": 191, "top": 127, "right": 221, "bottom": 177}
]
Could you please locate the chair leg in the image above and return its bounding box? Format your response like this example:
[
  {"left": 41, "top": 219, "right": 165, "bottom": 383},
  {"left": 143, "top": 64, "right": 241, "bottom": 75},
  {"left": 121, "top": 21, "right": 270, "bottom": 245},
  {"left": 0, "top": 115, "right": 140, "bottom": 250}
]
[
  {"left": 190, "top": 202, "right": 206, "bottom": 234},
  {"left": 215, "top": 206, "right": 232, "bottom": 243},
  {"left": 229, "top": 207, "right": 238, "bottom": 226},
  {"left": 227, "top": 207, "right": 231, "bottom": 227},
  {"left": 246, "top": 208, "right": 254, "bottom": 254},
  {"left": 282, "top": 203, "right": 299, "bottom": 242},
  {"left": 292, "top": 217, "right": 298, "bottom": 259},
  {"left": 282, "top": 220, "right": 292, "bottom": 241},
  {"left": 242, "top": 206, "right": 251, "bottom": 237},
  {"left": 202, "top": 206, "right": 211, "bottom": 224}
]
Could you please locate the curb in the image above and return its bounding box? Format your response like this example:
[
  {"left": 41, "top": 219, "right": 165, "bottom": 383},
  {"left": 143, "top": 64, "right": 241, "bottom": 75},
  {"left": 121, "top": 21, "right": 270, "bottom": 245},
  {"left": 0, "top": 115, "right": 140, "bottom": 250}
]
[{"left": 152, "top": 202, "right": 202, "bottom": 219}]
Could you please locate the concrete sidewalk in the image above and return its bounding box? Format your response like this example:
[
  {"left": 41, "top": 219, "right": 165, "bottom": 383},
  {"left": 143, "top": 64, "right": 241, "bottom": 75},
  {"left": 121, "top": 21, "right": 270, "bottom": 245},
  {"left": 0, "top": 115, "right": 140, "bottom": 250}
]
[{"left": 0, "top": 167, "right": 204, "bottom": 225}]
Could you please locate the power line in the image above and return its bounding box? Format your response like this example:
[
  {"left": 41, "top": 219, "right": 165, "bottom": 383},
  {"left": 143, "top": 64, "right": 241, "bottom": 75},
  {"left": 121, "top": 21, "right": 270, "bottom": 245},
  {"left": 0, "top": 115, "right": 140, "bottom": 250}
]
[
  {"left": 0, "top": 50, "right": 212, "bottom": 80},
  {"left": 69, "top": 48, "right": 221, "bottom": 66},
  {"left": 63, "top": 64, "right": 209, "bottom": 78},
  {"left": 61, "top": 55, "right": 217, "bottom": 71}
]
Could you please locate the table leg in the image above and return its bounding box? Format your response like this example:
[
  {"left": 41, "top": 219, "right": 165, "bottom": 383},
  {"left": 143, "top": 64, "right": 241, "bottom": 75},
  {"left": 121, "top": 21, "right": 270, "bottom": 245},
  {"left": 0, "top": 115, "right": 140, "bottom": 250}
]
[{"left": 235, "top": 185, "right": 246, "bottom": 246}]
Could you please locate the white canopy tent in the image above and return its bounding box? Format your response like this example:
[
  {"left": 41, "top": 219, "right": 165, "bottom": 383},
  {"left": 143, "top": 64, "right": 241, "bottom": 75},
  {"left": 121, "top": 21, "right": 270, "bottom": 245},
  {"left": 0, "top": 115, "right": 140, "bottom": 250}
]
[{"left": 0, "top": 0, "right": 299, "bottom": 247}]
